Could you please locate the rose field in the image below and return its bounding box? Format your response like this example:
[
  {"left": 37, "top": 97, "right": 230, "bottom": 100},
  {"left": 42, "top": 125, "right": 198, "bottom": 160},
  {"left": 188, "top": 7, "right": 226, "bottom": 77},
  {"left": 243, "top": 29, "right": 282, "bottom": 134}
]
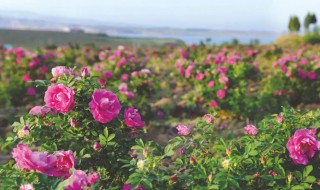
[{"left": 1, "top": 42, "right": 320, "bottom": 189}]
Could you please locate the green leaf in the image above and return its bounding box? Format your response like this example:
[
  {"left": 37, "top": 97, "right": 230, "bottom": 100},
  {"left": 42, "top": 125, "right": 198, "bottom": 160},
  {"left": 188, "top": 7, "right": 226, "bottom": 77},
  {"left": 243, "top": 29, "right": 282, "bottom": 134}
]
[
  {"left": 34, "top": 80, "right": 50, "bottom": 87},
  {"left": 141, "top": 179, "right": 153, "bottom": 189},
  {"left": 103, "top": 127, "right": 108, "bottom": 137},
  {"left": 291, "top": 185, "right": 305, "bottom": 190},
  {"left": 107, "top": 134, "right": 115, "bottom": 142},
  {"left": 303, "top": 165, "right": 313, "bottom": 178},
  {"left": 228, "top": 178, "right": 239, "bottom": 189},
  {"left": 99, "top": 134, "right": 107, "bottom": 146},
  {"left": 303, "top": 176, "right": 316, "bottom": 183},
  {"left": 82, "top": 154, "right": 91, "bottom": 158}
]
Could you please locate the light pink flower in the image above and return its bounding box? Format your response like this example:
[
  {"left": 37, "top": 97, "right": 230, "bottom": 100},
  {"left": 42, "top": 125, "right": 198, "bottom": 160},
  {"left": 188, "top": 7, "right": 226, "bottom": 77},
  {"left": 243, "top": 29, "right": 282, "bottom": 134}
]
[
  {"left": 176, "top": 124, "right": 191, "bottom": 136},
  {"left": 44, "top": 84, "right": 75, "bottom": 113},
  {"left": 64, "top": 170, "right": 90, "bottom": 190},
  {"left": 203, "top": 114, "right": 214, "bottom": 124},
  {"left": 276, "top": 114, "right": 284, "bottom": 123},
  {"left": 219, "top": 76, "right": 229, "bottom": 83},
  {"left": 208, "top": 80, "right": 215, "bottom": 88},
  {"left": 244, "top": 124, "right": 258, "bottom": 135},
  {"left": 118, "top": 83, "right": 128, "bottom": 93},
  {"left": 121, "top": 74, "right": 129, "bottom": 81},
  {"left": 29, "top": 106, "right": 52, "bottom": 117},
  {"left": 196, "top": 73, "right": 205, "bottom": 81},
  {"left": 125, "top": 91, "right": 135, "bottom": 99},
  {"left": 70, "top": 119, "right": 77, "bottom": 127},
  {"left": 124, "top": 107, "right": 145, "bottom": 129},
  {"left": 286, "top": 129, "right": 320, "bottom": 165},
  {"left": 51, "top": 66, "right": 74, "bottom": 78},
  {"left": 99, "top": 52, "right": 106, "bottom": 60},
  {"left": 89, "top": 90, "right": 121, "bottom": 123},
  {"left": 20, "top": 184, "right": 34, "bottom": 190}
]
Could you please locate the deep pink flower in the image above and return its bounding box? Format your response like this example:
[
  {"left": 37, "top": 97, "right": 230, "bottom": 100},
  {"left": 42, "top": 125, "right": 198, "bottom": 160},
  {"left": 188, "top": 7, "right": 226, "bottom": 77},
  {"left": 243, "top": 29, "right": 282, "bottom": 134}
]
[
  {"left": 124, "top": 107, "right": 145, "bottom": 129},
  {"left": 51, "top": 66, "right": 74, "bottom": 78},
  {"left": 176, "top": 124, "right": 191, "bottom": 136},
  {"left": 20, "top": 184, "right": 34, "bottom": 190},
  {"left": 276, "top": 114, "right": 284, "bottom": 123},
  {"left": 286, "top": 129, "right": 320, "bottom": 165},
  {"left": 217, "top": 90, "right": 226, "bottom": 99},
  {"left": 12, "top": 144, "right": 57, "bottom": 174},
  {"left": 269, "top": 170, "right": 277, "bottom": 176},
  {"left": 121, "top": 74, "right": 129, "bottom": 81},
  {"left": 209, "top": 100, "right": 218, "bottom": 108},
  {"left": 51, "top": 150, "right": 76, "bottom": 177},
  {"left": 103, "top": 71, "right": 113, "bottom": 79},
  {"left": 81, "top": 67, "right": 90, "bottom": 77},
  {"left": 308, "top": 71, "right": 317, "bottom": 80},
  {"left": 244, "top": 124, "right": 258, "bottom": 135},
  {"left": 88, "top": 172, "right": 100, "bottom": 184},
  {"left": 44, "top": 84, "right": 75, "bottom": 113},
  {"left": 39, "top": 66, "right": 49, "bottom": 73},
  {"left": 93, "top": 141, "right": 102, "bottom": 151},
  {"left": 26, "top": 87, "right": 36, "bottom": 95},
  {"left": 89, "top": 90, "right": 121, "bottom": 123},
  {"left": 23, "top": 74, "right": 31, "bottom": 82},
  {"left": 185, "top": 65, "right": 194, "bottom": 78}
]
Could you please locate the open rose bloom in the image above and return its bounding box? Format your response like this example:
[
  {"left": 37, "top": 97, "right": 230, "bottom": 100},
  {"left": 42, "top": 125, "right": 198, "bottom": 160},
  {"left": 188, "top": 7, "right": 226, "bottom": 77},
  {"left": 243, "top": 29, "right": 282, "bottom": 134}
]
[
  {"left": 286, "top": 129, "right": 320, "bottom": 165},
  {"left": 244, "top": 124, "right": 258, "bottom": 135},
  {"left": 44, "top": 84, "right": 75, "bottom": 114},
  {"left": 124, "top": 107, "right": 145, "bottom": 129},
  {"left": 89, "top": 90, "right": 121, "bottom": 123}
]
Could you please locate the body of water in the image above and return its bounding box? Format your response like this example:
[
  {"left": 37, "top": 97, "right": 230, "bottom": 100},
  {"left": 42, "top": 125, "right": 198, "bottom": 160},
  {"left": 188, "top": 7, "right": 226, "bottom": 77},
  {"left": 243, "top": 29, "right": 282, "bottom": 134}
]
[{"left": 110, "top": 32, "right": 281, "bottom": 45}]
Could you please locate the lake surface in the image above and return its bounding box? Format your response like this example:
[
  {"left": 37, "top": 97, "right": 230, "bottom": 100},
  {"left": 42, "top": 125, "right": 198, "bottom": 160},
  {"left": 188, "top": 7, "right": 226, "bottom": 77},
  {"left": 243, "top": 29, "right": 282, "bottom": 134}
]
[{"left": 110, "top": 32, "right": 280, "bottom": 45}]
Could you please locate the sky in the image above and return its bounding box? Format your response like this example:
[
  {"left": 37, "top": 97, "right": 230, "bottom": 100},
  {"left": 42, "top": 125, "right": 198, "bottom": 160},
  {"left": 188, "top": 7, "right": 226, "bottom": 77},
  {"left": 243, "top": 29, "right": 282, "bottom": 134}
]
[{"left": 0, "top": 0, "right": 320, "bottom": 32}]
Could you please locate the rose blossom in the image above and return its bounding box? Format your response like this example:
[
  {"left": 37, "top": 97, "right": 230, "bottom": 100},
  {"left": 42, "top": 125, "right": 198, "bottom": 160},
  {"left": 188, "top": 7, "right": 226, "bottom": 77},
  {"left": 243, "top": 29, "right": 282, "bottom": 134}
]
[
  {"left": 209, "top": 100, "right": 218, "bottom": 108},
  {"left": 26, "top": 87, "right": 36, "bottom": 95},
  {"left": 50, "top": 150, "right": 76, "bottom": 177},
  {"left": 64, "top": 170, "right": 97, "bottom": 190},
  {"left": 44, "top": 84, "right": 75, "bottom": 113},
  {"left": 12, "top": 144, "right": 57, "bottom": 174},
  {"left": 286, "top": 129, "right": 320, "bottom": 165},
  {"left": 20, "top": 184, "right": 34, "bottom": 190},
  {"left": 81, "top": 67, "right": 90, "bottom": 77},
  {"left": 89, "top": 90, "right": 121, "bottom": 123},
  {"left": 93, "top": 141, "right": 102, "bottom": 151},
  {"left": 103, "top": 71, "right": 113, "bottom": 79},
  {"left": 124, "top": 107, "right": 145, "bottom": 129},
  {"left": 244, "top": 124, "right": 258, "bottom": 135},
  {"left": 51, "top": 66, "right": 74, "bottom": 78},
  {"left": 176, "top": 124, "right": 191, "bottom": 136},
  {"left": 217, "top": 90, "right": 226, "bottom": 99},
  {"left": 29, "top": 106, "right": 53, "bottom": 117},
  {"left": 208, "top": 80, "right": 215, "bottom": 88}
]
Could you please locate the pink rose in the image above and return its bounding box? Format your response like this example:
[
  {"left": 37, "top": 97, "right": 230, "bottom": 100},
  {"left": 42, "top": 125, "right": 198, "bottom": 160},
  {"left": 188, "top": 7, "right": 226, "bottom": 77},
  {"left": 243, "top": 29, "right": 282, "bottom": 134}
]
[
  {"left": 208, "top": 80, "right": 215, "bottom": 88},
  {"left": 51, "top": 66, "right": 74, "bottom": 78},
  {"left": 44, "top": 84, "right": 75, "bottom": 113},
  {"left": 124, "top": 107, "right": 145, "bottom": 129},
  {"left": 81, "top": 67, "right": 90, "bottom": 77},
  {"left": 244, "top": 124, "right": 258, "bottom": 135},
  {"left": 209, "top": 100, "right": 218, "bottom": 108},
  {"left": 89, "top": 90, "right": 121, "bottom": 123},
  {"left": 12, "top": 144, "right": 57, "bottom": 174},
  {"left": 308, "top": 71, "right": 317, "bottom": 80},
  {"left": 176, "top": 124, "right": 191, "bottom": 136},
  {"left": 51, "top": 150, "right": 76, "bottom": 177},
  {"left": 125, "top": 91, "right": 135, "bottom": 99},
  {"left": 286, "top": 129, "right": 320, "bottom": 165},
  {"left": 93, "top": 141, "right": 102, "bottom": 151},
  {"left": 99, "top": 52, "right": 106, "bottom": 60},
  {"left": 217, "top": 90, "right": 226, "bottom": 99},
  {"left": 26, "top": 87, "right": 36, "bottom": 96},
  {"left": 103, "top": 71, "right": 113, "bottom": 79},
  {"left": 196, "top": 73, "right": 205, "bottom": 81},
  {"left": 219, "top": 76, "right": 229, "bottom": 84},
  {"left": 121, "top": 74, "right": 129, "bottom": 81},
  {"left": 64, "top": 170, "right": 90, "bottom": 190},
  {"left": 23, "top": 74, "right": 31, "bottom": 82},
  {"left": 276, "top": 114, "right": 284, "bottom": 123},
  {"left": 118, "top": 83, "right": 128, "bottom": 93},
  {"left": 203, "top": 114, "right": 214, "bottom": 124},
  {"left": 88, "top": 172, "right": 100, "bottom": 184},
  {"left": 20, "top": 184, "right": 34, "bottom": 190},
  {"left": 29, "top": 106, "right": 53, "bottom": 117}
]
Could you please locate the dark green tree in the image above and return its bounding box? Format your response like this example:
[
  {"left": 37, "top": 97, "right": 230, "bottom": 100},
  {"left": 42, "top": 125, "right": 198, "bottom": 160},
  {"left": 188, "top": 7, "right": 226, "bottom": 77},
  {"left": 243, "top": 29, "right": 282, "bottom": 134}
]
[{"left": 288, "top": 16, "right": 301, "bottom": 32}]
